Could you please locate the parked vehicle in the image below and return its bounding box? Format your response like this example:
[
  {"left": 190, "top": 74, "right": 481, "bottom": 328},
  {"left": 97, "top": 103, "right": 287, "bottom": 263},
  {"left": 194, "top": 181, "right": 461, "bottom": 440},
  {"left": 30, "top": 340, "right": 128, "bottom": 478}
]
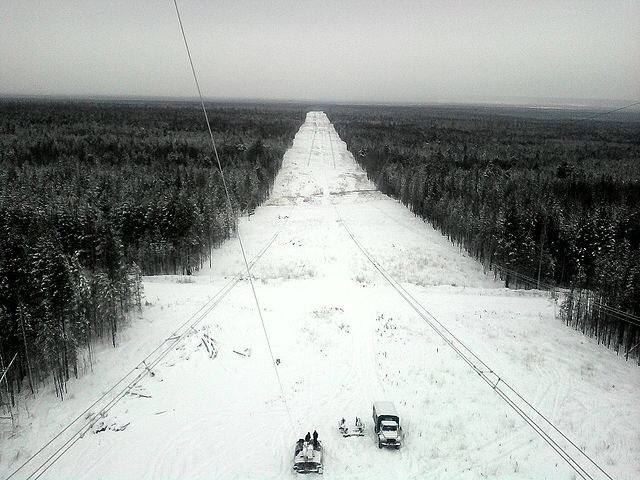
[
  {"left": 338, "top": 416, "right": 365, "bottom": 437},
  {"left": 372, "top": 401, "right": 403, "bottom": 449},
  {"left": 293, "top": 437, "right": 323, "bottom": 474}
]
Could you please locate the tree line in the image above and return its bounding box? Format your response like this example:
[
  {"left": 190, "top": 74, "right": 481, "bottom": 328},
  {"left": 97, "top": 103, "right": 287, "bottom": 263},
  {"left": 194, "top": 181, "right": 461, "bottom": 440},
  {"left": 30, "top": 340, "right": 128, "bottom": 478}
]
[
  {"left": 328, "top": 104, "right": 640, "bottom": 362},
  {"left": 0, "top": 99, "right": 306, "bottom": 402}
]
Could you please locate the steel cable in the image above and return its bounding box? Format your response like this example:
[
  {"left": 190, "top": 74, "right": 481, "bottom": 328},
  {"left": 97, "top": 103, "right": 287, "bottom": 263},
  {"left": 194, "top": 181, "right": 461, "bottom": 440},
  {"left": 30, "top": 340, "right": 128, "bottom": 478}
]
[
  {"left": 5, "top": 225, "right": 287, "bottom": 480},
  {"left": 173, "top": 0, "right": 296, "bottom": 434},
  {"left": 334, "top": 204, "right": 613, "bottom": 480}
]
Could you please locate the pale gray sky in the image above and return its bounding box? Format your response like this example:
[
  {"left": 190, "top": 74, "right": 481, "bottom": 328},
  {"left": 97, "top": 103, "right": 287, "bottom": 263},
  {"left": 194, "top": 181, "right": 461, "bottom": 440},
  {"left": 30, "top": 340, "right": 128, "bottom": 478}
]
[{"left": 1, "top": 0, "right": 639, "bottom": 104}]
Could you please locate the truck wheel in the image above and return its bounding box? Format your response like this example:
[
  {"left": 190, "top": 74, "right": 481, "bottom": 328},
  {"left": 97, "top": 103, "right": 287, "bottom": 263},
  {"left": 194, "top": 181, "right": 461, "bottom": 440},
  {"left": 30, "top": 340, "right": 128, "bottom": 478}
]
[{"left": 378, "top": 440, "right": 382, "bottom": 449}]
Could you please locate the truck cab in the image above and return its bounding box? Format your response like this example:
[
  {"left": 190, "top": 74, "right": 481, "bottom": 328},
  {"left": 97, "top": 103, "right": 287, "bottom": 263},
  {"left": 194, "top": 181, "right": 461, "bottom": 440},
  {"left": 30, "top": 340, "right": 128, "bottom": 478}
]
[{"left": 372, "top": 401, "right": 403, "bottom": 449}]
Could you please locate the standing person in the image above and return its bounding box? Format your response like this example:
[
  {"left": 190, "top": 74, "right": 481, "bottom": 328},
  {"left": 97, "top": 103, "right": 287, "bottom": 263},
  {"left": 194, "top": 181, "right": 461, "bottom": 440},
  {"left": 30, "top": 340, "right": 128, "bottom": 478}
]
[
  {"left": 312, "top": 430, "right": 319, "bottom": 448},
  {"left": 305, "top": 431, "right": 311, "bottom": 443},
  {"left": 339, "top": 418, "right": 346, "bottom": 433}
]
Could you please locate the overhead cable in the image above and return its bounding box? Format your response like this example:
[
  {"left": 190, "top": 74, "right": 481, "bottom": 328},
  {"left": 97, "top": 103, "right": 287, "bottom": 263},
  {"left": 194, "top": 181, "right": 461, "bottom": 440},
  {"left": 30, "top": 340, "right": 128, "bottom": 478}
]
[{"left": 172, "top": 0, "right": 296, "bottom": 433}]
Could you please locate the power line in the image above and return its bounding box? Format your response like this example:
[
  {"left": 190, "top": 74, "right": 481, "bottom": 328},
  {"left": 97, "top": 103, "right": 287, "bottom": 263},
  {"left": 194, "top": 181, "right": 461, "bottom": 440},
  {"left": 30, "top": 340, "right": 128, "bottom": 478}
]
[
  {"left": 327, "top": 128, "right": 336, "bottom": 169},
  {"left": 574, "top": 100, "right": 640, "bottom": 122},
  {"left": 27, "top": 224, "right": 292, "bottom": 480},
  {"left": 307, "top": 123, "right": 317, "bottom": 166},
  {"left": 334, "top": 207, "right": 614, "bottom": 480},
  {"left": 0, "top": 353, "right": 18, "bottom": 385},
  {"left": 359, "top": 204, "right": 640, "bottom": 333},
  {"left": 313, "top": 117, "right": 617, "bottom": 477},
  {"left": 8, "top": 3, "right": 300, "bottom": 475},
  {"left": 491, "top": 264, "right": 640, "bottom": 329},
  {"left": 4, "top": 227, "right": 287, "bottom": 480},
  {"left": 172, "top": 0, "right": 296, "bottom": 433}
]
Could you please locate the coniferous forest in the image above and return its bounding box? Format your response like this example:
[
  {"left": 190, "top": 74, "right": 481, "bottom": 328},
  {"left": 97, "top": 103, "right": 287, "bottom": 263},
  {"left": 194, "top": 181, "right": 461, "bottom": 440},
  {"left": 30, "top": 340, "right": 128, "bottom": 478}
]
[
  {"left": 0, "top": 99, "right": 305, "bottom": 400},
  {"left": 329, "top": 105, "right": 640, "bottom": 362},
  {"left": 2, "top": 100, "right": 639, "bottom": 408}
]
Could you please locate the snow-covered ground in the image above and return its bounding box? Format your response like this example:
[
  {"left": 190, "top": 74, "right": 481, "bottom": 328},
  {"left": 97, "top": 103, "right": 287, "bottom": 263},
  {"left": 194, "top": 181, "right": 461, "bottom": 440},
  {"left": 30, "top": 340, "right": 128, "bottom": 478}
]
[{"left": 1, "top": 112, "right": 639, "bottom": 480}]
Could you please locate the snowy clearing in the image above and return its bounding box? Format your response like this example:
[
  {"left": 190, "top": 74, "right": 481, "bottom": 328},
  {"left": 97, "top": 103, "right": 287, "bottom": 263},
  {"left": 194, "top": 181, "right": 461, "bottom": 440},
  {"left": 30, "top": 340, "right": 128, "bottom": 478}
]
[{"left": 1, "top": 112, "right": 639, "bottom": 480}]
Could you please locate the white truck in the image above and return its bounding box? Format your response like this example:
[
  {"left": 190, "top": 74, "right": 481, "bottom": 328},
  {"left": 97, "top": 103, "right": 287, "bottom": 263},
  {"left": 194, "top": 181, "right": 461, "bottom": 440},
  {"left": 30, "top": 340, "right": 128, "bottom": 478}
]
[{"left": 372, "top": 401, "right": 403, "bottom": 449}]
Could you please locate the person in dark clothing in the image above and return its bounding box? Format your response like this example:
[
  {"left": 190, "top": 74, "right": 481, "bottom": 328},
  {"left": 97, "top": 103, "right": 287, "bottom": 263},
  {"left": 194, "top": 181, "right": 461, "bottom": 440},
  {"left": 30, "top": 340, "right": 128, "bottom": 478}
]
[
  {"left": 312, "top": 430, "right": 319, "bottom": 448},
  {"left": 305, "top": 432, "right": 311, "bottom": 443}
]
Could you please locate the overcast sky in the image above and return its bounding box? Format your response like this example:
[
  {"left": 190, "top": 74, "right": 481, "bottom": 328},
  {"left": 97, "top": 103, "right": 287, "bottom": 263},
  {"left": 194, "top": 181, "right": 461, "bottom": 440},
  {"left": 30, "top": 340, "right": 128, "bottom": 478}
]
[{"left": 1, "top": 0, "right": 639, "bottom": 104}]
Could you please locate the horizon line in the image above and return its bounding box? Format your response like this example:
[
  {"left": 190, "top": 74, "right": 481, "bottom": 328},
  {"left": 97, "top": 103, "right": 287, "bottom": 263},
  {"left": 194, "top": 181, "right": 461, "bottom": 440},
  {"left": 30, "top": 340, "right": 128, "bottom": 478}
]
[{"left": 1, "top": 92, "right": 639, "bottom": 111}]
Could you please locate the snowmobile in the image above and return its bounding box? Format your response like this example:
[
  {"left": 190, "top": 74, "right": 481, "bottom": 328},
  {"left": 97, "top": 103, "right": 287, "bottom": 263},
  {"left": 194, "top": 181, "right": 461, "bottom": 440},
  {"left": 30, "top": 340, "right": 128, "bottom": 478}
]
[
  {"left": 293, "top": 438, "right": 323, "bottom": 474},
  {"left": 338, "top": 416, "right": 365, "bottom": 437}
]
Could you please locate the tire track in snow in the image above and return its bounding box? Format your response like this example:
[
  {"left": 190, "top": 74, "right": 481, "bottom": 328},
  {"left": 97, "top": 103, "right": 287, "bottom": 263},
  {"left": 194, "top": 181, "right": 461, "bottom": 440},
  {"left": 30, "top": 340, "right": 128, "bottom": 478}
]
[
  {"left": 317, "top": 116, "right": 397, "bottom": 477},
  {"left": 29, "top": 111, "right": 635, "bottom": 480}
]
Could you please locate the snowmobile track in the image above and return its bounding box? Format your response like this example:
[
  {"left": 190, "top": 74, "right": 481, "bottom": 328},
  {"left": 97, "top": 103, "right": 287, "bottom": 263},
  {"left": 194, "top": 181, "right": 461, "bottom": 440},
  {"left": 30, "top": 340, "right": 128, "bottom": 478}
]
[
  {"left": 4, "top": 216, "right": 293, "bottom": 480},
  {"left": 333, "top": 210, "right": 615, "bottom": 480},
  {"left": 6, "top": 112, "right": 639, "bottom": 480}
]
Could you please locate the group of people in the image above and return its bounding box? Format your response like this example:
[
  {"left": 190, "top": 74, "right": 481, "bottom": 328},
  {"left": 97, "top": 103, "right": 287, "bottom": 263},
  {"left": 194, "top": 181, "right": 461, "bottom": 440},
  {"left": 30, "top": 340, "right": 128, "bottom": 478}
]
[
  {"left": 304, "top": 430, "right": 320, "bottom": 448},
  {"left": 339, "top": 417, "right": 364, "bottom": 434},
  {"left": 295, "top": 430, "right": 320, "bottom": 458}
]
